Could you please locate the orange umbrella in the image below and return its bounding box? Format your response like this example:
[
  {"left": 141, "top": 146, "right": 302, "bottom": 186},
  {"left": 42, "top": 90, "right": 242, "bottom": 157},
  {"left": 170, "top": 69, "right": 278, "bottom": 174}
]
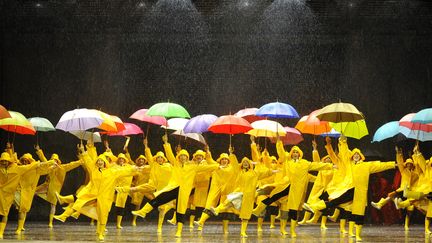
[
  {"left": 295, "top": 110, "right": 331, "bottom": 135},
  {"left": 0, "top": 105, "right": 11, "bottom": 119},
  {"left": 0, "top": 111, "right": 35, "bottom": 135}
]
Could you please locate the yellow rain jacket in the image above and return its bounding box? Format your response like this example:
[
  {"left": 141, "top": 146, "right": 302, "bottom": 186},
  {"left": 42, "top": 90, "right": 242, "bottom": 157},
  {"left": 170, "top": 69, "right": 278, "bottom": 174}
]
[
  {"left": 0, "top": 153, "right": 40, "bottom": 216},
  {"left": 115, "top": 153, "right": 134, "bottom": 208},
  {"left": 158, "top": 143, "right": 218, "bottom": 215},
  {"left": 145, "top": 148, "right": 173, "bottom": 192},
  {"left": 130, "top": 155, "right": 152, "bottom": 206},
  {"left": 395, "top": 152, "right": 414, "bottom": 192},
  {"left": 306, "top": 151, "right": 334, "bottom": 205},
  {"left": 35, "top": 149, "right": 82, "bottom": 205},
  {"left": 349, "top": 149, "right": 395, "bottom": 216},
  {"left": 193, "top": 150, "right": 212, "bottom": 208}
]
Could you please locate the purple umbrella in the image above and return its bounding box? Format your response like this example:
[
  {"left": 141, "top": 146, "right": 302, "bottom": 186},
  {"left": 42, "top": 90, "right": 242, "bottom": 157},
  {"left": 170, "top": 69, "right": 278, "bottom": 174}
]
[
  {"left": 256, "top": 102, "right": 299, "bottom": 119},
  {"left": 183, "top": 114, "right": 218, "bottom": 133},
  {"left": 56, "top": 108, "right": 103, "bottom": 132}
]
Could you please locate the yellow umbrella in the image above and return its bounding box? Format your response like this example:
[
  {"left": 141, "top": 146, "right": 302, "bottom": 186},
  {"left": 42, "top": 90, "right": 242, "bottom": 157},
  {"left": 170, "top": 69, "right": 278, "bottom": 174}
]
[
  {"left": 246, "top": 120, "right": 286, "bottom": 138},
  {"left": 92, "top": 110, "right": 117, "bottom": 132},
  {"left": 330, "top": 119, "right": 368, "bottom": 140},
  {"left": 316, "top": 102, "right": 364, "bottom": 123}
]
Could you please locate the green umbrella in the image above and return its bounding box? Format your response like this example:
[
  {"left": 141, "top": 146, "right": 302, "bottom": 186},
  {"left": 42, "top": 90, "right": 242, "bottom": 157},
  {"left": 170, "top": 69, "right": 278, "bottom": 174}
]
[
  {"left": 28, "top": 117, "right": 56, "bottom": 132},
  {"left": 330, "top": 119, "right": 368, "bottom": 140},
  {"left": 147, "top": 102, "right": 190, "bottom": 119}
]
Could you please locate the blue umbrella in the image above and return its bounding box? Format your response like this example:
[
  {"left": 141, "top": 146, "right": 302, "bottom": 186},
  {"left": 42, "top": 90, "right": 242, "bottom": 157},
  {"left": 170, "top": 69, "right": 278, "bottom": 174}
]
[
  {"left": 412, "top": 108, "right": 432, "bottom": 124},
  {"left": 399, "top": 126, "right": 432, "bottom": 142},
  {"left": 372, "top": 121, "right": 401, "bottom": 142},
  {"left": 319, "top": 128, "right": 341, "bottom": 138},
  {"left": 256, "top": 102, "right": 299, "bottom": 118},
  {"left": 183, "top": 114, "right": 218, "bottom": 133}
]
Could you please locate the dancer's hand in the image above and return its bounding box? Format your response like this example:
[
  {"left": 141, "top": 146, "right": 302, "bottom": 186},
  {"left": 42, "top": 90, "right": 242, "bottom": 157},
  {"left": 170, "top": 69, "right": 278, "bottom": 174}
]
[{"left": 162, "top": 134, "right": 168, "bottom": 144}]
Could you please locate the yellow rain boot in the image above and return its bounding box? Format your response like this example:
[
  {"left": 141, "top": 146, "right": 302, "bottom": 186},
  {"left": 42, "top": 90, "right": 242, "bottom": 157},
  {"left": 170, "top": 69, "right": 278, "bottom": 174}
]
[
  {"left": 395, "top": 198, "right": 412, "bottom": 210},
  {"left": 54, "top": 207, "right": 75, "bottom": 223},
  {"left": 90, "top": 219, "right": 95, "bottom": 226},
  {"left": 240, "top": 220, "right": 248, "bottom": 238},
  {"left": 298, "top": 211, "right": 311, "bottom": 225},
  {"left": 222, "top": 220, "right": 229, "bottom": 234},
  {"left": 348, "top": 221, "right": 355, "bottom": 237},
  {"left": 167, "top": 212, "right": 177, "bottom": 225},
  {"left": 404, "top": 215, "right": 410, "bottom": 231},
  {"left": 252, "top": 202, "right": 267, "bottom": 217},
  {"left": 355, "top": 224, "right": 363, "bottom": 241},
  {"left": 371, "top": 197, "right": 391, "bottom": 210},
  {"left": 194, "top": 212, "right": 210, "bottom": 229},
  {"left": 71, "top": 211, "right": 80, "bottom": 219},
  {"left": 275, "top": 210, "right": 281, "bottom": 220},
  {"left": 15, "top": 219, "right": 24, "bottom": 234},
  {"left": 303, "top": 200, "right": 326, "bottom": 214},
  {"left": 210, "top": 203, "right": 226, "bottom": 216},
  {"left": 0, "top": 222, "right": 6, "bottom": 239},
  {"left": 48, "top": 214, "right": 54, "bottom": 228},
  {"left": 329, "top": 208, "right": 340, "bottom": 222},
  {"left": 55, "top": 192, "right": 75, "bottom": 205},
  {"left": 189, "top": 215, "right": 195, "bottom": 229},
  {"left": 157, "top": 207, "right": 167, "bottom": 233},
  {"left": 98, "top": 224, "right": 106, "bottom": 241},
  {"left": 175, "top": 222, "right": 183, "bottom": 238},
  {"left": 270, "top": 215, "right": 276, "bottom": 229},
  {"left": 306, "top": 211, "right": 322, "bottom": 224},
  {"left": 425, "top": 218, "right": 431, "bottom": 235},
  {"left": 257, "top": 217, "right": 264, "bottom": 232},
  {"left": 340, "top": 219, "right": 347, "bottom": 234},
  {"left": 116, "top": 216, "right": 123, "bottom": 229},
  {"left": 320, "top": 216, "right": 328, "bottom": 229},
  {"left": 290, "top": 219, "right": 297, "bottom": 238},
  {"left": 280, "top": 219, "right": 288, "bottom": 235},
  {"left": 132, "top": 203, "right": 153, "bottom": 219}
]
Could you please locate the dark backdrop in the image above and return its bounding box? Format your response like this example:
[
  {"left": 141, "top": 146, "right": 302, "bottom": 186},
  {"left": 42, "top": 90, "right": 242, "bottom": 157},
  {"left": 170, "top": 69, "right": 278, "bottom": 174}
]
[{"left": 1, "top": 0, "right": 432, "bottom": 223}]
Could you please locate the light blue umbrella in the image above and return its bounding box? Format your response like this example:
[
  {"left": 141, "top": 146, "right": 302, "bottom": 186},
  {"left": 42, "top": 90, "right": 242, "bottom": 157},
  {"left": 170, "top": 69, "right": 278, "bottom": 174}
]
[
  {"left": 412, "top": 108, "right": 432, "bottom": 124},
  {"left": 28, "top": 117, "right": 56, "bottom": 132},
  {"left": 399, "top": 126, "right": 432, "bottom": 142},
  {"left": 372, "top": 121, "right": 401, "bottom": 142}
]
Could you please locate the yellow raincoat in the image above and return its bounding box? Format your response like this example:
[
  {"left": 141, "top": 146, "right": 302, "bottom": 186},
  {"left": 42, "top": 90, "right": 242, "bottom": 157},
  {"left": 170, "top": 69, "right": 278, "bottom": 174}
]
[
  {"left": 349, "top": 149, "right": 395, "bottom": 216},
  {"left": 395, "top": 152, "right": 414, "bottom": 192},
  {"left": 130, "top": 155, "right": 152, "bottom": 206},
  {"left": 115, "top": 154, "right": 134, "bottom": 208},
  {"left": 145, "top": 148, "right": 173, "bottom": 192},
  {"left": 305, "top": 151, "right": 334, "bottom": 205},
  {"left": 192, "top": 151, "right": 212, "bottom": 208},
  {"left": 35, "top": 149, "right": 82, "bottom": 205},
  {"left": 159, "top": 143, "right": 219, "bottom": 215}
]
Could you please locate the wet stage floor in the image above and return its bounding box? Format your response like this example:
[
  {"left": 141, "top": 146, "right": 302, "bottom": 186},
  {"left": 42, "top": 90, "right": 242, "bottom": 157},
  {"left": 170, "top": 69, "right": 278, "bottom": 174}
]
[{"left": 2, "top": 221, "right": 429, "bottom": 242}]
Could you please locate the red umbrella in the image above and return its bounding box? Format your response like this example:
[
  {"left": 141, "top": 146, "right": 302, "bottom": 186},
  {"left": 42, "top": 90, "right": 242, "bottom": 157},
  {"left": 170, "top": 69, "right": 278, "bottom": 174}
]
[
  {"left": 234, "top": 108, "right": 265, "bottom": 123},
  {"left": 270, "top": 127, "right": 303, "bottom": 145},
  {"left": 0, "top": 105, "right": 11, "bottom": 119},
  {"left": 399, "top": 113, "right": 432, "bottom": 132},
  {"left": 208, "top": 115, "right": 252, "bottom": 146},
  {"left": 130, "top": 108, "right": 167, "bottom": 126}
]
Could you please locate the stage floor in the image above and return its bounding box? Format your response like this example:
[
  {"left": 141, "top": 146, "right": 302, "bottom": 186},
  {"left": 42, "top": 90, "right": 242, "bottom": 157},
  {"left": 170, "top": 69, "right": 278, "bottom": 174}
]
[{"left": 1, "top": 221, "right": 426, "bottom": 242}]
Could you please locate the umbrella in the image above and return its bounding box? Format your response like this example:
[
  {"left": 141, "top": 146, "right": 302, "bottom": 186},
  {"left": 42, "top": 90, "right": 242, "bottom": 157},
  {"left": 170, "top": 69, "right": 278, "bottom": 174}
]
[
  {"left": 70, "top": 131, "right": 102, "bottom": 143},
  {"left": 234, "top": 108, "right": 264, "bottom": 123},
  {"left": 295, "top": 110, "right": 331, "bottom": 135},
  {"left": 330, "top": 119, "right": 369, "bottom": 139},
  {"left": 399, "top": 113, "right": 432, "bottom": 132},
  {"left": 106, "top": 123, "right": 143, "bottom": 136},
  {"left": 208, "top": 115, "right": 252, "bottom": 134},
  {"left": 399, "top": 126, "right": 432, "bottom": 142},
  {"left": 412, "top": 108, "right": 432, "bottom": 124},
  {"left": 319, "top": 128, "right": 341, "bottom": 138},
  {"left": 0, "top": 111, "right": 35, "bottom": 135},
  {"left": 56, "top": 108, "right": 103, "bottom": 132},
  {"left": 246, "top": 120, "right": 286, "bottom": 138},
  {"left": 183, "top": 114, "right": 218, "bottom": 133},
  {"left": 130, "top": 108, "right": 167, "bottom": 126},
  {"left": 94, "top": 110, "right": 118, "bottom": 132},
  {"left": 0, "top": 105, "right": 11, "bottom": 119},
  {"left": 110, "top": 115, "right": 126, "bottom": 132},
  {"left": 316, "top": 102, "right": 364, "bottom": 123},
  {"left": 147, "top": 102, "right": 190, "bottom": 119},
  {"left": 256, "top": 102, "right": 299, "bottom": 118},
  {"left": 270, "top": 127, "right": 303, "bottom": 145},
  {"left": 161, "top": 118, "right": 190, "bottom": 131},
  {"left": 171, "top": 130, "right": 206, "bottom": 147},
  {"left": 28, "top": 117, "right": 56, "bottom": 132},
  {"left": 372, "top": 121, "right": 401, "bottom": 142}
]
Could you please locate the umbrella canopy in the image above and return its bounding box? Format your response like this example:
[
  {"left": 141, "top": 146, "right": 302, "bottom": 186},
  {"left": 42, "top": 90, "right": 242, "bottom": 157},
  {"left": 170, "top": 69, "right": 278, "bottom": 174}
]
[
  {"left": 316, "top": 102, "right": 364, "bottom": 123},
  {"left": 208, "top": 115, "right": 252, "bottom": 134},
  {"left": 246, "top": 120, "right": 286, "bottom": 138},
  {"left": 372, "top": 121, "right": 401, "bottom": 142},
  {"left": 147, "top": 102, "right": 190, "bottom": 119},
  {"left": 270, "top": 127, "right": 303, "bottom": 145},
  {"left": 256, "top": 102, "right": 299, "bottom": 118},
  {"left": 0, "top": 105, "right": 11, "bottom": 119},
  {"left": 110, "top": 115, "right": 126, "bottom": 132},
  {"left": 183, "top": 114, "right": 218, "bottom": 133},
  {"left": 295, "top": 110, "right": 331, "bottom": 135},
  {"left": 161, "top": 118, "right": 190, "bottom": 131},
  {"left": 399, "top": 113, "right": 432, "bottom": 132},
  {"left": 130, "top": 108, "right": 167, "bottom": 126},
  {"left": 70, "top": 131, "right": 102, "bottom": 142},
  {"left": 319, "top": 128, "right": 341, "bottom": 138},
  {"left": 412, "top": 108, "right": 432, "bottom": 124},
  {"left": 171, "top": 130, "right": 207, "bottom": 146},
  {"left": 56, "top": 108, "right": 103, "bottom": 132},
  {"left": 106, "top": 123, "right": 143, "bottom": 136},
  {"left": 0, "top": 111, "right": 35, "bottom": 135},
  {"left": 399, "top": 126, "right": 432, "bottom": 142},
  {"left": 28, "top": 117, "right": 56, "bottom": 132},
  {"left": 330, "top": 119, "right": 369, "bottom": 139},
  {"left": 94, "top": 110, "right": 118, "bottom": 132},
  {"left": 234, "top": 108, "right": 264, "bottom": 123}
]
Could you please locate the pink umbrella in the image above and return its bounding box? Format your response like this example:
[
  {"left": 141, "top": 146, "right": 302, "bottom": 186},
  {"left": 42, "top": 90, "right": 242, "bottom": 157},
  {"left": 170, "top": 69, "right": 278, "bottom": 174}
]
[
  {"left": 234, "top": 108, "right": 265, "bottom": 123},
  {"left": 105, "top": 123, "right": 143, "bottom": 136},
  {"left": 270, "top": 127, "right": 303, "bottom": 145},
  {"left": 399, "top": 113, "right": 432, "bottom": 132},
  {"left": 208, "top": 115, "right": 252, "bottom": 146},
  {"left": 130, "top": 108, "right": 167, "bottom": 126}
]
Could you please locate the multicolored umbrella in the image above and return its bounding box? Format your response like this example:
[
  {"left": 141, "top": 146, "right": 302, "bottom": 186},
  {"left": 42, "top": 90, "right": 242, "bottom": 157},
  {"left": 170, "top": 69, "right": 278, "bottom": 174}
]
[
  {"left": 28, "top": 117, "right": 56, "bottom": 132},
  {"left": 171, "top": 130, "right": 207, "bottom": 147},
  {"left": 316, "top": 102, "right": 364, "bottom": 123},
  {"left": 105, "top": 123, "right": 143, "bottom": 136},
  {"left": 412, "top": 108, "right": 432, "bottom": 124},
  {"left": 399, "top": 126, "right": 432, "bottom": 142},
  {"left": 183, "top": 114, "right": 218, "bottom": 133},
  {"left": 56, "top": 108, "right": 103, "bottom": 132},
  {"left": 330, "top": 119, "right": 368, "bottom": 140},
  {"left": 234, "top": 108, "right": 264, "bottom": 123},
  {"left": 0, "top": 111, "right": 35, "bottom": 135},
  {"left": 372, "top": 121, "right": 401, "bottom": 142},
  {"left": 256, "top": 102, "right": 299, "bottom": 118},
  {"left": 399, "top": 113, "right": 432, "bottom": 132},
  {"left": 0, "top": 105, "right": 11, "bottom": 119},
  {"left": 270, "top": 127, "right": 303, "bottom": 145},
  {"left": 246, "top": 120, "right": 286, "bottom": 138},
  {"left": 147, "top": 102, "right": 190, "bottom": 119},
  {"left": 295, "top": 110, "right": 331, "bottom": 135},
  {"left": 161, "top": 118, "right": 190, "bottom": 131},
  {"left": 130, "top": 108, "right": 167, "bottom": 126}
]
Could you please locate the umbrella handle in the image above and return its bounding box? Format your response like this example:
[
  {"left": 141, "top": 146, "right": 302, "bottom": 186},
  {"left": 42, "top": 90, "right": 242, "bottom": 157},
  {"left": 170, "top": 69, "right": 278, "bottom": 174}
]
[{"left": 229, "top": 134, "right": 232, "bottom": 147}]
